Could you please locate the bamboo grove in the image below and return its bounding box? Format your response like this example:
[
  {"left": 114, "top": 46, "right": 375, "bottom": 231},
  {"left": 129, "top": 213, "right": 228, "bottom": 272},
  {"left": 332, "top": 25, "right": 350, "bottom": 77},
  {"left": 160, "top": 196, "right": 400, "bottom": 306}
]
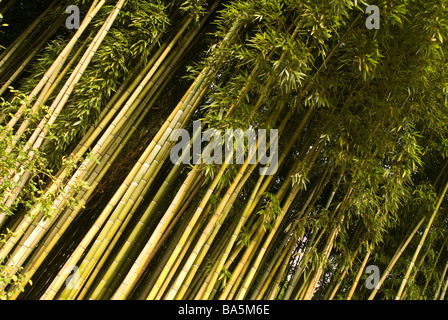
[{"left": 0, "top": 0, "right": 448, "bottom": 300}]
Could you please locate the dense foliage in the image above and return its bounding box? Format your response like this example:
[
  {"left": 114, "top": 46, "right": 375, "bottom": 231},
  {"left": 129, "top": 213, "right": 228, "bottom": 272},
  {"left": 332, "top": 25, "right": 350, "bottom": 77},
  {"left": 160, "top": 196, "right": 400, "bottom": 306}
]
[{"left": 0, "top": 0, "right": 448, "bottom": 300}]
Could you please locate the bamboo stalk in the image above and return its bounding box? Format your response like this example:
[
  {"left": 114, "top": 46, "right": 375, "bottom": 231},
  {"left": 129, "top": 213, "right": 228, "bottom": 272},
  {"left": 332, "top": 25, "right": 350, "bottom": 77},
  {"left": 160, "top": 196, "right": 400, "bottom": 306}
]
[
  {"left": 7, "top": 0, "right": 106, "bottom": 129},
  {"left": 0, "top": 0, "right": 127, "bottom": 268},
  {"left": 257, "top": 237, "right": 295, "bottom": 300},
  {"left": 87, "top": 71, "right": 211, "bottom": 300},
  {"left": 368, "top": 216, "right": 426, "bottom": 300},
  {"left": 346, "top": 245, "right": 372, "bottom": 300},
  {"left": 395, "top": 177, "right": 448, "bottom": 300},
  {"left": 2, "top": 8, "right": 187, "bottom": 274},
  {"left": 434, "top": 257, "right": 448, "bottom": 299}
]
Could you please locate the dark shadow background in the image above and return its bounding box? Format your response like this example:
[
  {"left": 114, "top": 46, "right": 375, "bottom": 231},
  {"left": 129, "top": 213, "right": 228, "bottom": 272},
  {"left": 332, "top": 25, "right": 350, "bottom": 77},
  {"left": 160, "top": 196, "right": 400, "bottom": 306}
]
[{"left": 0, "top": 0, "right": 55, "bottom": 47}]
